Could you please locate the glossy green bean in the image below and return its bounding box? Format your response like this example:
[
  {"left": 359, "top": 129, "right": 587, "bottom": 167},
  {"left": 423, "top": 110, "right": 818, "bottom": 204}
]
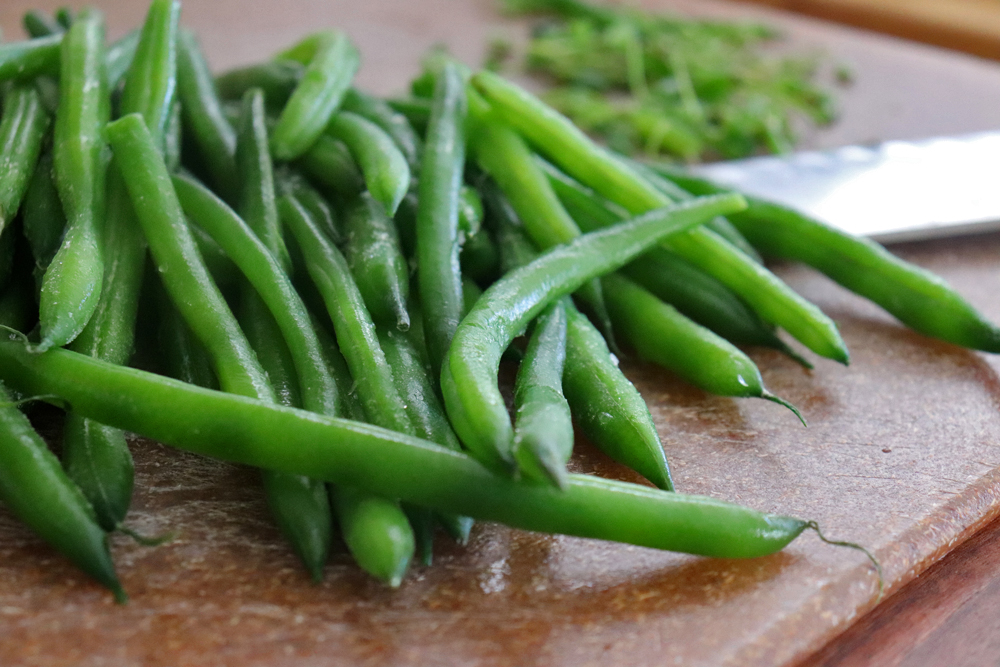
[
  {"left": 470, "top": 70, "right": 849, "bottom": 364},
  {"left": 332, "top": 486, "right": 415, "bottom": 586},
  {"left": 442, "top": 193, "right": 746, "bottom": 474},
  {"left": 177, "top": 28, "right": 238, "bottom": 201},
  {"left": 107, "top": 113, "right": 270, "bottom": 400},
  {"left": 63, "top": 0, "right": 179, "bottom": 530},
  {"left": 37, "top": 10, "right": 108, "bottom": 352},
  {"left": 470, "top": 115, "right": 613, "bottom": 345},
  {"left": 278, "top": 194, "right": 411, "bottom": 433},
  {"left": 172, "top": 173, "right": 339, "bottom": 418},
  {"left": 0, "top": 340, "right": 809, "bottom": 560},
  {"left": 603, "top": 274, "right": 801, "bottom": 421},
  {"left": 0, "top": 85, "right": 49, "bottom": 230},
  {"left": 235, "top": 87, "right": 291, "bottom": 271},
  {"left": 491, "top": 196, "right": 673, "bottom": 490},
  {"left": 238, "top": 290, "right": 331, "bottom": 581},
  {"left": 0, "top": 381, "right": 124, "bottom": 602},
  {"left": 327, "top": 111, "right": 410, "bottom": 215},
  {"left": 279, "top": 194, "right": 418, "bottom": 582},
  {"left": 342, "top": 88, "right": 422, "bottom": 173},
  {"left": 273, "top": 166, "right": 342, "bottom": 244},
  {"left": 117, "top": 0, "right": 179, "bottom": 153},
  {"left": 543, "top": 161, "right": 810, "bottom": 365},
  {"left": 341, "top": 192, "right": 410, "bottom": 330},
  {"left": 513, "top": 300, "right": 573, "bottom": 489},
  {"left": 416, "top": 63, "right": 467, "bottom": 379},
  {"left": 655, "top": 168, "right": 1000, "bottom": 353},
  {"left": 270, "top": 31, "right": 360, "bottom": 161}
]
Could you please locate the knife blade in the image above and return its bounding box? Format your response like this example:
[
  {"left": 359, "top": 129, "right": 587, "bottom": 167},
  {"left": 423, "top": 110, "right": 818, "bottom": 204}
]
[{"left": 691, "top": 131, "right": 1000, "bottom": 244}]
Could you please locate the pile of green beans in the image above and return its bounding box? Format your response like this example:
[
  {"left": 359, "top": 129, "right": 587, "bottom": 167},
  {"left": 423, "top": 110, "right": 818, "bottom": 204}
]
[{"left": 0, "top": 0, "right": 989, "bottom": 601}]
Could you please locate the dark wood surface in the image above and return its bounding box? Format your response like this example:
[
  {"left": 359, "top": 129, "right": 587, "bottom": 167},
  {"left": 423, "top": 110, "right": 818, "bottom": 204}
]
[{"left": 2, "top": 2, "right": 1000, "bottom": 666}]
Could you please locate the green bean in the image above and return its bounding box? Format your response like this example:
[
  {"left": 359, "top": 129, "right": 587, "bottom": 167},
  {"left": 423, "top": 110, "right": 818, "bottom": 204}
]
[
  {"left": 172, "top": 173, "right": 340, "bottom": 419},
  {"left": 273, "top": 166, "right": 342, "bottom": 244},
  {"left": 491, "top": 192, "right": 673, "bottom": 490},
  {"left": 442, "top": 193, "right": 745, "bottom": 474},
  {"left": 0, "top": 85, "right": 49, "bottom": 231},
  {"left": 238, "top": 290, "right": 331, "bottom": 581},
  {"left": 416, "top": 63, "right": 467, "bottom": 379},
  {"left": 278, "top": 194, "right": 410, "bottom": 433},
  {"left": 331, "top": 486, "right": 415, "bottom": 585},
  {"left": 342, "top": 88, "right": 422, "bottom": 173},
  {"left": 461, "top": 275, "right": 483, "bottom": 316},
  {"left": 0, "top": 381, "right": 124, "bottom": 602},
  {"left": 235, "top": 88, "right": 291, "bottom": 271},
  {"left": 164, "top": 100, "right": 182, "bottom": 172},
  {"left": 55, "top": 7, "right": 74, "bottom": 30},
  {"left": 105, "top": 30, "right": 141, "bottom": 92},
  {"left": 63, "top": 0, "right": 179, "bottom": 530},
  {"left": 177, "top": 28, "right": 238, "bottom": 201},
  {"left": 387, "top": 97, "right": 431, "bottom": 135},
  {"left": 379, "top": 322, "right": 474, "bottom": 545},
  {"left": 543, "top": 160, "right": 811, "bottom": 365},
  {"left": 0, "top": 35, "right": 62, "bottom": 83},
  {"left": 512, "top": 300, "right": 573, "bottom": 489},
  {"left": 37, "top": 10, "right": 108, "bottom": 353},
  {"left": 279, "top": 193, "right": 417, "bottom": 582},
  {"left": 341, "top": 192, "right": 410, "bottom": 330},
  {"left": 22, "top": 152, "right": 65, "bottom": 282},
  {"left": 296, "top": 134, "right": 363, "bottom": 199},
  {"left": 107, "top": 113, "right": 269, "bottom": 399},
  {"left": 661, "top": 169, "right": 1000, "bottom": 353},
  {"left": 117, "top": 0, "right": 180, "bottom": 154},
  {"left": 270, "top": 31, "right": 359, "bottom": 161},
  {"left": 157, "top": 295, "right": 219, "bottom": 390},
  {"left": 459, "top": 226, "right": 501, "bottom": 285},
  {"left": 0, "top": 340, "right": 810, "bottom": 560},
  {"left": 327, "top": 111, "right": 410, "bottom": 215},
  {"left": 470, "top": 113, "right": 614, "bottom": 346},
  {"left": 470, "top": 70, "right": 849, "bottom": 364},
  {"left": 23, "top": 11, "right": 62, "bottom": 38},
  {"left": 623, "top": 157, "right": 763, "bottom": 263},
  {"left": 603, "top": 274, "right": 802, "bottom": 421},
  {"left": 215, "top": 59, "right": 303, "bottom": 110}
]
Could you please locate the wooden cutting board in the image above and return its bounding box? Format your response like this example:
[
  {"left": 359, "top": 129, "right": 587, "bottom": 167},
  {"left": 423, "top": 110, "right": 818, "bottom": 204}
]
[
  {"left": 2, "top": 1, "right": 1000, "bottom": 666},
  {"left": 734, "top": 0, "right": 1000, "bottom": 60}
]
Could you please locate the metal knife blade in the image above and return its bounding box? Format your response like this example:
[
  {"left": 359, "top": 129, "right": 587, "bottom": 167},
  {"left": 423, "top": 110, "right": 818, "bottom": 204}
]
[{"left": 692, "top": 131, "right": 1000, "bottom": 244}]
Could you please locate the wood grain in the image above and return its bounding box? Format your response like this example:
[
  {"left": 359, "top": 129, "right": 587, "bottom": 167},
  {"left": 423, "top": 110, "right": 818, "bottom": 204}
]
[
  {"left": 800, "top": 512, "right": 1000, "bottom": 667},
  {"left": 735, "top": 0, "right": 1000, "bottom": 59},
  {"left": 2, "top": 2, "right": 1000, "bottom": 666}
]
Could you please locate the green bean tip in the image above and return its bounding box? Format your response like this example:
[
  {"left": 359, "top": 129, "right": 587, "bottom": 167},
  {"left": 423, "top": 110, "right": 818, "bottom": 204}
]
[
  {"left": 805, "top": 520, "right": 884, "bottom": 603},
  {"left": 761, "top": 390, "right": 806, "bottom": 427}
]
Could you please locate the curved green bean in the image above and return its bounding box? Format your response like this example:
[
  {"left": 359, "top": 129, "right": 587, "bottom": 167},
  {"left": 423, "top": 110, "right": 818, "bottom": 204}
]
[
  {"left": 470, "top": 70, "right": 849, "bottom": 364},
  {"left": 270, "top": 31, "right": 359, "bottom": 161},
  {"left": 327, "top": 111, "right": 410, "bottom": 215},
  {"left": 37, "top": 10, "right": 109, "bottom": 352},
  {"left": 442, "top": 193, "right": 746, "bottom": 474}
]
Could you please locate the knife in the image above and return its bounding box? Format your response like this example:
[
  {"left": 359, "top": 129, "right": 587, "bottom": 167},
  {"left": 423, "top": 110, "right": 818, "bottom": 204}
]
[{"left": 690, "top": 131, "right": 1000, "bottom": 244}]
